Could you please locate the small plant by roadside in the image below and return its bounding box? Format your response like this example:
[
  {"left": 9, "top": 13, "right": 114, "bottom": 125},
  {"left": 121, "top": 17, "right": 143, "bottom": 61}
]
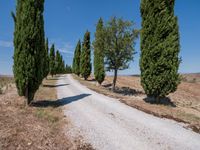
[{"left": 35, "top": 108, "right": 60, "bottom": 124}]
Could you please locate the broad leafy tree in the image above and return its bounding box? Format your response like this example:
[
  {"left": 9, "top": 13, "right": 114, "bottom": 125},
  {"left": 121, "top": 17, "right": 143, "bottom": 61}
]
[
  {"left": 140, "top": 0, "right": 181, "bottom": 102},
  {"left": 104, "top": 17, "right": 138, "bottom": 91}
]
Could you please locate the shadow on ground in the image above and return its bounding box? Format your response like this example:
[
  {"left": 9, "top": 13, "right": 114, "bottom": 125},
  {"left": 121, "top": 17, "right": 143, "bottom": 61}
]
[
  {"left": 32, "top": 94, "right": 91, "bottom": 108},
  {"left": 87, "top": 78, "right": 96, "bottom": 82},
  {"left": 43, "top": 84, "right": 69, "bottom": 88},
  {"left": 106, "top": 86, "right": 143, "bottom": 96},
  {"left": 113, "top": 87, "right": 143, "bottom": 96},
  {"left": 46, "top": 77, "right": 65, "bottom": 80},
  {"left": 143, "top": 97, "right": 176, "bottom": 107}
]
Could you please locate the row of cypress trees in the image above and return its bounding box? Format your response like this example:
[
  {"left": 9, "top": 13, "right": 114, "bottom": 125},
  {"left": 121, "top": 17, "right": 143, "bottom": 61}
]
[
  {"left": 72, "top": 0, "right": 180, "bottom": 102},
  {"left": 72, "top": 20, "right": 105, "bottom": 84},
  {"left": 48, "top": 44, "right": 67, "bottom": 77},
  {"left": 13, "top": 0, "right": 67, "bottom": 105},
  {"left": 72, "top": 31, "right": 92, "bottom": 80},
  {"left": 73, "top": 17, "right": 138, "bottom": 90}
]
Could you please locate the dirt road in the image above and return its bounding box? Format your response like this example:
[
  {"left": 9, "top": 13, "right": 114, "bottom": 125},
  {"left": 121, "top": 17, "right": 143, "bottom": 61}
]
[{"left": 57, "top": 74, "right": 200, "bottom": 150}]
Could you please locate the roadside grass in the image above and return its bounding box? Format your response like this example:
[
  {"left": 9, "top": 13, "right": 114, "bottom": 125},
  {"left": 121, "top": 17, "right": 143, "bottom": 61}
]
[
  {"left": 35, "top": 108, "right": 60, "bottom": 123},
  {"left": 0, "top": 75, "right": 94, "bottom": 150},
  {"left": 33, "top": 76, "right": 63, "bottom": 125},
  {"left": 0, "top": 76, "right": 73, "bottom": 149},
  {"left": 72, "top": 74, "right": 200, "bottom": 133},
  {"left": 0, "top": 76, "right": 14, "bottom": 94}
]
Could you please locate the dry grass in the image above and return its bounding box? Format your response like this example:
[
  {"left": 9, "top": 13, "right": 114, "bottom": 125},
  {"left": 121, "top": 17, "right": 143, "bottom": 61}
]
[
  {"left": 0, "top": 76, "right": 14, "bottom": 94},
  {"left": 73, "top": 74, "right": 200, "bottom": 133},
  {"left": 0, "top": 76, "right": 72, "bottom": 149},
  {"left": 0, "top": 75, "right": 94, "bottom": 150}
]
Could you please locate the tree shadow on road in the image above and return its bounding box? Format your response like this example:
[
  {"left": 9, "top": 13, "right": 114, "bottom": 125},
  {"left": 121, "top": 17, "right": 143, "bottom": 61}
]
[
  {"left": 31, "top": 94, "right": 91, "bottom": 108},
  {"left": 43, "top": 84, "right": 69, "bottom": 88},
  {"left": 46, "top": 77, "right": 65, "bottom": 80}
]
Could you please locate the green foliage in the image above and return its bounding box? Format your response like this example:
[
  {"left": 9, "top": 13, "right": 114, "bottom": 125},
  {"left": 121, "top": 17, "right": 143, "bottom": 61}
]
[
  {"left": 55, "top": 50, "right": 65, "bottom": 74},
  {"left": 49, "top": 44, "right": 56, "bottom": 76},
  {"left": 93, "top": 18, "right": 105, "bottom": 84},
  {"left": 44, "top": 38, "right": 49, "bottom": 78},
  {"left": 140, "top": 0, "right": 181, "bottom": 101},
  {"left": 80, "top": 31, "right": 92, "bottom": 80},
  {"left": 65, "top": 64, "right": 72, "bottom": 74},
  {"left": 13, "top": 0, "right": 45, "bottom": 104},
  {"left": 104, "top": 17, "right": 138, "bottom": 90},
  {"left": 72, "top": 40, "right": 81, "bottom": 75}
]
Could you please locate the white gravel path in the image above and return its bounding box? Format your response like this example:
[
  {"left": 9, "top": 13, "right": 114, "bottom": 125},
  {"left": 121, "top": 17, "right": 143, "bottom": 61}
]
[{"left": 57, "top": 74, "right": 200, "bottom": 150}]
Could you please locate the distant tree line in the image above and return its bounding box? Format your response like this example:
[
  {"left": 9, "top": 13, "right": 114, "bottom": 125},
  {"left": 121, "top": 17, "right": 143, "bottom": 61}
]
[
  {"left": 72, "top": 0, "right": 180, "bottom": 102},
  {"left": 12, "top": 0, "right": 71, "bottom": 105}
]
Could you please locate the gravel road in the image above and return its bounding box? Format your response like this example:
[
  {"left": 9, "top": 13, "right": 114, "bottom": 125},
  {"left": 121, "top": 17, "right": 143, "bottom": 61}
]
[{"left": 57, "top": 74, "right": 200, "bottom": 150}]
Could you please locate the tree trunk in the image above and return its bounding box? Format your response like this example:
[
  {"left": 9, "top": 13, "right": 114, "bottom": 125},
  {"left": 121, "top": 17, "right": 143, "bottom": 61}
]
[
  {"left": 155, "top": 96, "right": 161, "bottom": 104},
  {"left": 25, "top": 86, "right": 31, "bottom": 106},
  {"left": 112, "top": 69, "right": 118, "bottom": 91}
]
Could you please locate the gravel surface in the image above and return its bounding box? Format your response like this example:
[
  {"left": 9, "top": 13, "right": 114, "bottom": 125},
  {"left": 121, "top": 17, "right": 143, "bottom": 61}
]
[{"left": 57, "top": 74, "right": 200, "bottom": 150}]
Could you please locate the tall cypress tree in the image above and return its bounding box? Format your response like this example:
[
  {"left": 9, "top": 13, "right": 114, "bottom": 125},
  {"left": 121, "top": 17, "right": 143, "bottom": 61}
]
[
  {"left": 61, "top": 58, "right": 65, "bottom": 73},
  {"left": 80, "top": 31, "right": 91, "bottom": 80},
  {"left": 140, "top": 0, "right": 180, "bottom": 102},
  {"left": 49, "top": 44, "right": 56, "bottom": 77},
  {"left": 74, "top": 40, "right": 81, "bottom": 76},
  {"left": 55, "top": 50, "right": 64, "bottom": 74},
  {"left": 93, "top": 18, "right": 105, "bottom": 85},
  {"left": 44, "top": 38, "right": 49, "bottom": 78},
  {"left": 55, "top": 50, "right": 60, "bottom": 74},
  {"left": 13, "top": 0, "right": 45, "bottom": 104}
]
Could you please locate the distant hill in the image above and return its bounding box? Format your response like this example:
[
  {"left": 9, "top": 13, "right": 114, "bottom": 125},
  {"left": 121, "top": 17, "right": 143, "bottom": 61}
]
[
  {"left": 181, "top": 73, "right": 200, "bottom": 83},
  {"left": 0, "top": 75, "right": 14, "bottom": 78}
]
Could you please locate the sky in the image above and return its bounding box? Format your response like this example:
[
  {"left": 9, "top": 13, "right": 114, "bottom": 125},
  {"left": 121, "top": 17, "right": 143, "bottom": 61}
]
[{"left": 0, "top": 0, "right": 200, "bottom": 75}]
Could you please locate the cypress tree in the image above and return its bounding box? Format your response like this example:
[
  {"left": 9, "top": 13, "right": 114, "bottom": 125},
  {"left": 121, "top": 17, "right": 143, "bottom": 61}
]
[
  {"left": 140, "top": 0, "right": 181, "bottom": 102},
  {"left": 72, "top": 55, "right": 75, "bottom": 73},
  {"left": 55, "top": 50, "right": 65, "bottom": 74},
  {"left": 55, "top": 50, "right": 60, "bottom": 74},
  {"left": 93, "top": 18, "right": 105, "bottom": 85},
  {"left": 44, "top": 38, "right": 49, "bottom": 78},
  {"left": 61, "top": 58, "right": 65, "bottom": 73},
  {"left": 80, "top": 31, "right": 91, "bottom": 80},
  {"left": 13, "top": 0, "right": 45, "bottom": 104},
  {"left": 74, "top": 40, "right": 81, "bottom": 76},
  {"left": 65, "top": 64, "right": 72, "bottom": 73},
  {"left": 49, "top": 44, "right": 56, "bottom": 77}
]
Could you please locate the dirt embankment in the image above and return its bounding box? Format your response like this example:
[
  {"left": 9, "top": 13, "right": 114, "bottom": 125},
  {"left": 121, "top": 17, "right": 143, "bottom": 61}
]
[
  {"left": 0, "top": 76, "right": 93, "bottom": 150},
  {"left": 73, "top": 74, "right": 200, "bottom": 133}
]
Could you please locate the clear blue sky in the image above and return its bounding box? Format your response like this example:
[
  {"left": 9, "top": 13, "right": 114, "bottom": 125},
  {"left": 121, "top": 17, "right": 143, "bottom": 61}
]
[{"left": 0, "top": 0, "right": 200, "bottom": 75}]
